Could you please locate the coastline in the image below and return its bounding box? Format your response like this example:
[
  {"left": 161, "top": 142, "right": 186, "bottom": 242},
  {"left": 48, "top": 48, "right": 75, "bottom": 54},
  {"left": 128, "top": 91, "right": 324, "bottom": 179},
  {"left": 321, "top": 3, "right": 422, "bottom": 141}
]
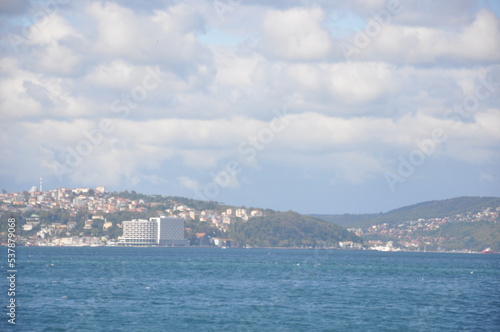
[{"left": 4, "top": 244, "right": 497, "bottom": 254}]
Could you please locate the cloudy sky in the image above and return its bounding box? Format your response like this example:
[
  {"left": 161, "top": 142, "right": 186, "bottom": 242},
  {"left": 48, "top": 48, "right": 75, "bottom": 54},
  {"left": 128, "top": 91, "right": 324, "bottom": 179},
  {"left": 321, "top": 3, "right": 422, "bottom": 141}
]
[{"left": 1, "top": 0, "right": 499, "bottom": 214}]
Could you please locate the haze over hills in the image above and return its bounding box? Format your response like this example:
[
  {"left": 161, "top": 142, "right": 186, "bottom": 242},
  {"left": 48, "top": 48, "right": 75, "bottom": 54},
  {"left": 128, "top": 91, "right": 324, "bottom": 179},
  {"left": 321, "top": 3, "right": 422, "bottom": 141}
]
[{"left": 313, "top": 196, "right": 500, "bottom": 228}]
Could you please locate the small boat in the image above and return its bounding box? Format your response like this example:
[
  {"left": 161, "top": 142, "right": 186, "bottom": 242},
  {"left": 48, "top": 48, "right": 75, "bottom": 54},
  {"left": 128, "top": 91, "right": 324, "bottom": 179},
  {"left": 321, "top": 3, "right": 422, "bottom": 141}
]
[{"left": 481, "top": 248, "right": 497, "bottom": 254}]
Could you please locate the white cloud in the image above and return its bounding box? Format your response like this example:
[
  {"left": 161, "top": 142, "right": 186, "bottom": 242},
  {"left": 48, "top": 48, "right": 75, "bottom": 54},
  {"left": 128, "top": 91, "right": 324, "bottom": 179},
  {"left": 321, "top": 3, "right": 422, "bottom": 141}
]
[
  {"left": 28, "top": 109, "right": 497, "bottom": 186},
  {"left": 214, "top": 48, "right": 263, "bottom": 88},
  {"left": 24, "top": 13, "right": 83, "bottom": 75},
  {"left": 352, "top": 10, "right": 500, "bottom": 64},
  {"left": 327, "top": 61, "right": 399, "bottom": 104},
  {"left": 178, "top": 176, "right": 201, "bottom": 191},
  {"left": 0, "top": 57, "right": 92, "bottom": 120},
  {"left": 85, "top": 59, "right": 137, "bottom": 88},
  {"left": 346, "top": 0, "right": 479, "bottom": 28},
  {"left": 86, "top": 2, "right": 140, "bottom": 57},
  {"left": 36, "top": 43, "right": 81, "bottom": 75},
  {"left": 458, "top": 10, "right": 500, "bottom": 61},
  {"left": 1, "top": 0, "right": 499, "bottom": 211},
  {"left": 0, "top": 58, "right": 42, "bottom": 119},
  {"left": 392, "top": 0, "right": 479, "bottom": 27},
  {"left": 26, "top": 13, "right": 81, "bottom": 46},
  {"left": 260, "top": 7, "right": 332, "bottom": 60},
  {"left": 86, "top": 1, "right": 210, "bottom": 67}
]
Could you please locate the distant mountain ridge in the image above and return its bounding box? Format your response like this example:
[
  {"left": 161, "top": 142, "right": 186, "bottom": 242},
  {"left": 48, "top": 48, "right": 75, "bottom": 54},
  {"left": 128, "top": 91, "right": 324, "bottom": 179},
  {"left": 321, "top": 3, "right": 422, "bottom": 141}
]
[{"left": 313, "top": 196, "right": 500, "bottom": 228}]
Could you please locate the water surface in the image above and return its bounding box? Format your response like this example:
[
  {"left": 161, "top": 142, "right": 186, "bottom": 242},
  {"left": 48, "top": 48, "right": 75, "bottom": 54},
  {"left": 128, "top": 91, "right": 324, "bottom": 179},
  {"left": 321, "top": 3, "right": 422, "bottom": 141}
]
[{"left": 2, "top": 247, "right": 499, "bottom": 331}]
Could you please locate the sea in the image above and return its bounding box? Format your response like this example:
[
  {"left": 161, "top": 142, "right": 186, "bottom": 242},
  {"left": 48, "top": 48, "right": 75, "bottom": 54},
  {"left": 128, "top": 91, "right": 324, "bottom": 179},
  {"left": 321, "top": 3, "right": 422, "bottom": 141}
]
[{"left": 1, "top": 247, "right": 499, "bottom": 331}]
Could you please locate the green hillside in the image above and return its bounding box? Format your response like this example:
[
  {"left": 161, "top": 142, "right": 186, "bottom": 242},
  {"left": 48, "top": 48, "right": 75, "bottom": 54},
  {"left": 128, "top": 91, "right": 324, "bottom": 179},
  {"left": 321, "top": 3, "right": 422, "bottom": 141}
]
[
  {"left": 314, "top": 196, "right": 500, "bottom": 228},
  {"left": 426, "top": 221, "right": 500, "bottom": 251},
  {"left": 228, "top": 211, "right": 361, "bottom": 248}
]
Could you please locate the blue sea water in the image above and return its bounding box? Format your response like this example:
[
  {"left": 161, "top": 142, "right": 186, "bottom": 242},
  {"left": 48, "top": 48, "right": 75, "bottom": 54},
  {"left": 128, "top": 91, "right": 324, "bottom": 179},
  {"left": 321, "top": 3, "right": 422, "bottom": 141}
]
[{"left": 1, "top": 247, "right": 499, "bottom": 331}]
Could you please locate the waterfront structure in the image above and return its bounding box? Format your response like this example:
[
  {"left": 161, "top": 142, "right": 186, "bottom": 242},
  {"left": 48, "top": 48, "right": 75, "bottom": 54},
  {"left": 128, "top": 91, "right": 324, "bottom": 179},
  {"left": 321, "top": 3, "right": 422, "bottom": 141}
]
[{"left": 119, "top": 217, "right": 189, "bottom": 246}]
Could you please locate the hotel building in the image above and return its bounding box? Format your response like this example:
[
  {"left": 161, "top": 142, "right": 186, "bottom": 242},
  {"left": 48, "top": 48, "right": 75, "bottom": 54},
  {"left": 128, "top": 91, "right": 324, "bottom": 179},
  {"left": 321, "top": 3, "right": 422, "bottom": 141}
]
[{"left": 119, "top": 216, "right": 189, "bottom": 246}]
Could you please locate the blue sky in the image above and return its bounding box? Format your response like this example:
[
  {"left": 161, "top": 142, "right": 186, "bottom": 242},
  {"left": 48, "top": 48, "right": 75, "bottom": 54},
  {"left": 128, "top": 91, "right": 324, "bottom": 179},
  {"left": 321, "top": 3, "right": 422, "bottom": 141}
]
[{"left": 0, "top": 0, "right": 499, "bottom": 214}]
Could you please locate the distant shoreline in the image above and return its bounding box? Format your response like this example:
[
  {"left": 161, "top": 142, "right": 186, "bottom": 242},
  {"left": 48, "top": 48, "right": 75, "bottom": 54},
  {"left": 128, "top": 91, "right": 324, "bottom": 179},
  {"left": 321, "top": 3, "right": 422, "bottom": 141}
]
[{"left": 6, "top": 245, "right": 497, "bottom": 254}]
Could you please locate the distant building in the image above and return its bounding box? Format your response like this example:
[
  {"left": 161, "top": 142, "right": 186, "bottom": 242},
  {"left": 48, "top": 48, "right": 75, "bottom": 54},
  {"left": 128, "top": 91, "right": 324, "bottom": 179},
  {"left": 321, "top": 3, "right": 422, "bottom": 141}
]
[
  {"left": 73, "top": 197, "right": 87, "bottom": 207},
  {"left": 72, "top": 188, "right": 90, "bottom": 194},
  {"left": 23, "top": 224, "right": 34, "bottom": 231},
  {"left": 179, "top": 211, "right": 190, "bottom": 219},
  {"left": 119, "top": 217, "right": 189, "bottom": 246},
  {"left": 175, "top": 205, "right": 188, "bottom": 211},
  {"left": 95, "top": 186, "right": 106, "bottom": 193},
  {"left": 13, "top": 195, "right": 26, "bottom": 205},
  {"left": 212, "top": 238, "right": 235, "bottom": 247},
  {"left": 250, "top": 209, "right": 263, "bottom": 217},
  {"left": 26, "top": 214, "right": 40, "bottom": 222},
  {"left": 235, "top": 209, "right": 247, "bottom": 218},
  {"left": 153, "top": 216, "right": 188, "bottom": 246},
  {"left": 120, "top": 219, "right": 156, "bottom": 245}
]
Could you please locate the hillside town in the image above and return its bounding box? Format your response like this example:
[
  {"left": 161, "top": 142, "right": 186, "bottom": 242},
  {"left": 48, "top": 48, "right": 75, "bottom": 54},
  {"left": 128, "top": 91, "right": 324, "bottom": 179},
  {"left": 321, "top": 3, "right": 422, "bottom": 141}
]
[
  {"left": 348, "top": 206, "right": 500, "bottom": 252},
  {"left": 0, "top": 184, "right": 265, "bottom": 247},
  {"left": 0, "top": 184, "right": 498, "bottom": 252}
]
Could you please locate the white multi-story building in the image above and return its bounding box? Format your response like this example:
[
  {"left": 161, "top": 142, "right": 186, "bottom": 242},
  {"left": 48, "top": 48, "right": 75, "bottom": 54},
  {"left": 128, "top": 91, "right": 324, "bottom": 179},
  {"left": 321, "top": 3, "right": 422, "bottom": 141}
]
[
  {"left": 120, "top": 219, "right": 156, "bottom": 245},
  {"left": 119, "top": 217, "right": 188, "bottom": 246}
]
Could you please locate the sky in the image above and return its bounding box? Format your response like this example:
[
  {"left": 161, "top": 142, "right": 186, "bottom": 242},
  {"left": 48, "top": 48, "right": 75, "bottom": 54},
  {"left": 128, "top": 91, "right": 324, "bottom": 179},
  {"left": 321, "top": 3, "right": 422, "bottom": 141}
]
[{"left": 0, "top": 0, "right": 499, "bottom": 214}]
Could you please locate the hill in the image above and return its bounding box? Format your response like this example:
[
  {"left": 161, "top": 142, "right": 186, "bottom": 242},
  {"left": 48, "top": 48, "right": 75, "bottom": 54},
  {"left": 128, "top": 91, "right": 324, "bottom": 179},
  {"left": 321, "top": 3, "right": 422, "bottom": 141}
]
[
  {"left": 425, "top": 221, "right": 500, "bottom": 252},
  {"left": 313, "top": 196, "right": 500, "bottom": 228},
  {"left": 312, "top": 196, "right": 500, "bottom": 252},
  {"left": 0, "top": 189, "right": 357, "bottom": 248},
  {"left": 228, "top": 211, "right": 362, "bottom": 248},
  {"left": 3, "top": 190, "right": 497, "bottom": 250}
]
